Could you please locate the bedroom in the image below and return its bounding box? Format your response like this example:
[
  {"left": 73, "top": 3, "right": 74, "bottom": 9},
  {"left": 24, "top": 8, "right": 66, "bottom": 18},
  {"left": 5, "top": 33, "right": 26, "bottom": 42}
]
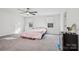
[{"left": 0, "top": 8, "right": 79, "bottom": 51}]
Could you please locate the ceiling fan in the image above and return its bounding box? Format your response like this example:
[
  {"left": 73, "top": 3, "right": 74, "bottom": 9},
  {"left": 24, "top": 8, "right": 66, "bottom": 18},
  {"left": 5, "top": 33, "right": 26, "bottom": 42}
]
[{"left": 18, "top": 8, "right": 38, "bottom": 15}]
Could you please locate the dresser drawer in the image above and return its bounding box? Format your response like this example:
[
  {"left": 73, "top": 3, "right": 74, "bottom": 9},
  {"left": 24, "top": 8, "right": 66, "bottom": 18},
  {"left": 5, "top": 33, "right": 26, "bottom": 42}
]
[{"left": 63, "top": 33, "right": 78, "bottom": 51}]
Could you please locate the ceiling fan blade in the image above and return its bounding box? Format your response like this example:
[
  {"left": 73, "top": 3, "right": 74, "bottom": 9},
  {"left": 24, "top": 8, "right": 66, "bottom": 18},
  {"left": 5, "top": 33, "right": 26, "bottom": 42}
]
[
  {"left": 33, "top": 11, "right": 37, "bottom": 13},
  {"left": 20, "top": 12, "right": 28, "bottom": 14},
  {"left": 29, "top": 12, "right": 33, "bottom": 14},
  {"left": 31, "top": 13, "right": 36, "bottom": 15},
  {"left": 29, "top": 11, "right": 37, "bottom": 14},
  {"left": 18, "top": 9, "right": 24, "bottom": 12}
]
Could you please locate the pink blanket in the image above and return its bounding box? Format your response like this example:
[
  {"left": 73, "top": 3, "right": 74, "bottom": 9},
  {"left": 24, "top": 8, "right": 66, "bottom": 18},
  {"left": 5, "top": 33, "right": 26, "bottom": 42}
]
[
  {"left": 21, "top": 28, "right": 47, "bottom": 39},
  {"left": 21, "top": 32, "right": 43, "bottom": 39}
]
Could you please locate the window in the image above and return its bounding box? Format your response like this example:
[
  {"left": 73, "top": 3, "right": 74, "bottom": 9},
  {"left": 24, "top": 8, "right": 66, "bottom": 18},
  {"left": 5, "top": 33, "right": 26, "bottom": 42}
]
[{"left": 48, "top": 23, "right": 53, "bottom": 28}]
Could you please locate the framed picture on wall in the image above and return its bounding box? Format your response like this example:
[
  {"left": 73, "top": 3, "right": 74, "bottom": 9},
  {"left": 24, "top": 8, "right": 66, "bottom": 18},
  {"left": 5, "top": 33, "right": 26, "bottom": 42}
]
[
  {"left": 48, "top": 23, "right": 53, "bottom": 28},
  {"left": 29, "top": 22, "right": 33, "bottom": 28}
]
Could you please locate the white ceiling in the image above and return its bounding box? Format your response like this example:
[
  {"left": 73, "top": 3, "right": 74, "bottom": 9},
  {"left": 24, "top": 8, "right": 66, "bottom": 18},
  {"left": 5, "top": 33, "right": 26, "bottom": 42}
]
[{"left": 0, "top": 8, "right": 67, "bottom": 16}]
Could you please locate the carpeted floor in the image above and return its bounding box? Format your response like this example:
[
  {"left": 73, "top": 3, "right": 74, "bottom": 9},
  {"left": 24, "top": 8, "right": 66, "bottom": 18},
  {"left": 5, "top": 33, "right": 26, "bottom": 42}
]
[{"left": 0, "top": 36, "right": 58, "bottom": 51}]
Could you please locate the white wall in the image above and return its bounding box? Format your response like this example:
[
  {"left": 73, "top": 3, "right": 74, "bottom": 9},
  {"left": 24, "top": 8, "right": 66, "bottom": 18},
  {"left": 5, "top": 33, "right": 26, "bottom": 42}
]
[
  {"left": 24, "top": 14, "right": 64, "bottom": 34},
  {"left": 0, "top": 9, "right": 24, "bottom": 36}
]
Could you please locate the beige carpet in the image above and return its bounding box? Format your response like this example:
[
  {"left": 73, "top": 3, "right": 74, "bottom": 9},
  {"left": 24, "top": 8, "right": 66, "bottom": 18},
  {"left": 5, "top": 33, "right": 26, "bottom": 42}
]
[{"left": 0, "top": 37, "right": 57, "bottom": 51}]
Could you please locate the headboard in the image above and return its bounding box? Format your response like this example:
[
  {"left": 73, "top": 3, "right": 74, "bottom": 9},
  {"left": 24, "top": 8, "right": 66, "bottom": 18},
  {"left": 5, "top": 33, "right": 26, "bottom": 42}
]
[{"left": 24, "top": 12, "right": 65, "bottom": 34}]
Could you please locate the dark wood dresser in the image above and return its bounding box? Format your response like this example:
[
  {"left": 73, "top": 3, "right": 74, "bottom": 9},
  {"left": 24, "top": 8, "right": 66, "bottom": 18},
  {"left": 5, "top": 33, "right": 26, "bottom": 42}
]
[{"left": 63, "top": 33, "right": 78, "bottom": 51}]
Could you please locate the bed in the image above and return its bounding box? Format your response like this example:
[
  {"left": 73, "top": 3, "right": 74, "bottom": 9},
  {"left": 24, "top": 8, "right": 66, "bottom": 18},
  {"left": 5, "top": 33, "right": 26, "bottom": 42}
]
[{"left": 20, "top": 27, "right": 47, "bottom": 40}]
